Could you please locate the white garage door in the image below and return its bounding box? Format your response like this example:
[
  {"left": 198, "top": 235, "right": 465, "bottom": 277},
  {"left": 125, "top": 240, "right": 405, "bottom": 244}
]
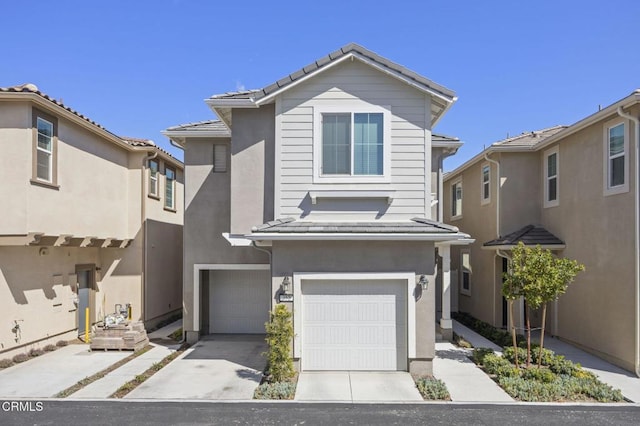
[
  {"left": 302, "top": 279, "right": 407, "bottom": 371},
  {"left": 209, "top": 269, "right": 270, "bottom": 334}
]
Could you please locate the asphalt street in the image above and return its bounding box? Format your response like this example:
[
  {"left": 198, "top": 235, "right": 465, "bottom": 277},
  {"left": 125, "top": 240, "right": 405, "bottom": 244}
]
[{"left": 1, "top": 401, "right": 639, "bottom": 426}]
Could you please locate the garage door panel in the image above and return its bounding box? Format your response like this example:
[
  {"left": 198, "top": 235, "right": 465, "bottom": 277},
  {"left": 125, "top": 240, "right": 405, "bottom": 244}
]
[
  {"left": 209, "top": 269, "right": 270, "bottom": 334},
  {"left": 302, "top": 279, "right": 407, "bottom": 371}
]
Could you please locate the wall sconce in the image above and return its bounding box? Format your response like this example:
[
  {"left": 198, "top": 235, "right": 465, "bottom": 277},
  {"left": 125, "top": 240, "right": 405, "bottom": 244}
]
[
  {"left": 418, "top": 275, "right": 429, "bottom": 291},
  {"left": 281, "top": 276, "right": 291, "bottom": 294}
]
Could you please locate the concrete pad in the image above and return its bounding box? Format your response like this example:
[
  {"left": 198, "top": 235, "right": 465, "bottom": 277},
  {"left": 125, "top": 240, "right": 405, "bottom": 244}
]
[
  {"left": 295, "top": 372, "right": 352, "bottom": 401},
  {"left": 453, "top": 320, "right": 503, "bottom": 353},
  {"left": 72, "top": 345, "right": 173, "bottom": 399},
  {"left": 0, "top": 344, "right": 129, "bottom": 398},
  {"left": 350, "top": 372, "right": 422, "bottom": 401},
  {"left": 147, "top": 319, "right": 182, "bottom": 340},
  {"left": 433, "top": 342, "right": 513, "bottom": 402},
  {"left": 124, "top": 334, "right": 266, "bottom": 400}
]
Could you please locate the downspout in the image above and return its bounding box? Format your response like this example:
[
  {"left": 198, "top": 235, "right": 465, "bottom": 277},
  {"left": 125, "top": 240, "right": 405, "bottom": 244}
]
[
  {"left": 617, "top": 107, "right": 640, "bottom": 377},
  {"left": 141, "top": 150, "right": 158, "bottom": 324},
  {"left": 485, "top": 152, "right": 505, "bottom": 325},
  {"left": 251, "top": 241, "right": 273, "bottom": 308}
]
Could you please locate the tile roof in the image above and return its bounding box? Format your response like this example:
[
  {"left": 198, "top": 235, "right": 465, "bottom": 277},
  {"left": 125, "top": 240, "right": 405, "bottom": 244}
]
[
  {"left": 120, "top": 136, "right": 156, "bottom": 147},
  {"left": 208, "top": 43, "right": 456, "bottom": 103},
  {"left": 164, "top": 119, "right": 230, "bottom": 133},
  {"left": 483, "top": 225, "right": 564, "bottom": 247},
  {"left": 252, "top": 217, "right": 460, "bottom": 234},
  {"left": 492, "top": 125, "right": 567, "bottom": 148}
]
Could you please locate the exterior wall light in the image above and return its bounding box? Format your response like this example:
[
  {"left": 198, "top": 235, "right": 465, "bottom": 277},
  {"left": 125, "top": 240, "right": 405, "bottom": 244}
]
[
  {"left": 418, "top": 275, "right": 428, "bottom": 291},
  {"left": 281, "top": 276, "right": 291, "bottom": 294}
]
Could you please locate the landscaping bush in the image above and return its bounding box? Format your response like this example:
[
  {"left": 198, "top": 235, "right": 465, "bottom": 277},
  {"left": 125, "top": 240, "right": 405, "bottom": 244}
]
[
  {"left": 482, "top": 354, "right": 512, "bottom": 375},
  {"left": 452, "top": 312, "right": 525, "bottom": 347},
  {"left": 530, "top": 345, "right": 555, "bottom": 366},
  {"left": 415, "top": 377, "right": 450, "bottom": 400},
  {"left": 253, "top": 381, "right": 297, "bottom": 400},
  {"left": 502, "top": 346, "right": 528, "bottom": 365},
  {"left": 56, "top": 340, "right": 68, "bottom": 347},
  {"left": 472, "top": 347, "right": 494, "bottom": 365},
  {"left": 0, "top": 358, "right": 13, "bottom": 369},
  {"left": 498, "top": 376, "right": 564, "bottom": 402},
  {"left": 12, "top": 353, "right": 29, "bottom": 363},
  {"left": 521, "top": 367, "right": 555, "bottom": 383},
  {"left": 29, "top": 348, "right": 44, "bottom": 357},
  {"left": 43, "top": 344, "right": 56, "bottom": 352},
  {"left": 264, "top": 304, "right": 295, "bottom": 383},
  {"left": 549, "top": 356, "right": 579, "bottom": 376}
]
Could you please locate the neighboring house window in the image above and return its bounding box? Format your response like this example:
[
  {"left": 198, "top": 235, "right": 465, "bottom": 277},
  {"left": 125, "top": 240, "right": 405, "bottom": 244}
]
[
  {"left": 313, "top": 105, "right": 391, "bottom": 183},
  {"left": 148, "top": 159, "right": 159, "bottom": 197},
  {"left": 451, "top": 179, "right": 462, "bottom": 219},
  {"left": 544, "top": 147, "right": 559, "bottom": 207},
  {"left": 31, "top": 109, "right": 58, "bottom": 187},
  {"left": 604, "top": 121, "right": 628, "bottom": 195},
  {"left": 460, "top": 250, "right": 471, "bottom": 296},
  {"left": 213, "top": 144, "right": 228, "bottom": 173},
  {"left": 481, "top": 164, "right": 490, "bottom": 205},
  {"left": 165, "top": 166, "right": 176, "bottom": 210}
]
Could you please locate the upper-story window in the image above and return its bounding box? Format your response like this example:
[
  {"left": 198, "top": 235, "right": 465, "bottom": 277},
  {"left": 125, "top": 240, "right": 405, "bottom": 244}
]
[
  {"left": 213, "top": 144, "right": 228, "bottom": 173},
  {"left": 544, "top": 146, "right": 559, "bottom": 207},
  {"left": 165, "top": 166, "right": 176, "bottom": 210},
  {"left": 451, "top": 179, "right": 462, "bottom": 219},
  {"left": 481, "top": 164, "right": 490, "bottom": 205},
  {"left": 313, "top": 105, "right": 391, "bottom": 183},
  {"left": 460, "top": 250, "right": 471, "bottom": 296},
  {"left": 604, "top": 121, "right": 628, "bottom": 195},
  {"left": 31, "top": 109, "right": 58, "bottom": 188},
  {"left": 148, "top": 159, "right": 159, "bottom": 198}
]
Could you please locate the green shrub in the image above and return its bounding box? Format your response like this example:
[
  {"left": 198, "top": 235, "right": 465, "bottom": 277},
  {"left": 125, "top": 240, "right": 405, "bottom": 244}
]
[
  {"left": 521, "top": 367, "right": 556, "bottom": 383},
  {"left": 29, "top": 348, "right": 44, "bottom": 357},
  {"left": 253, "top": 381, "right": 296, "bottom": 400},
  {"left": 530, "top": 346, "right": 555, "bottom": 366},
  {"left": 12, "top": 353, "right": 29, "bottom": 363},
  {"left": 483, "top": 354, "right": 512, "bottom": 375},
  {"left": 264, "top": 304, "right": 295, "bottom": 383},
  {"left": 43, "top": 344, "right": 56, "bottom": 352},
  {"left": 502, "top": 346, "right": 528, "bottom": 365},
  {"left": 549, "top": 356, "right": 579, "bottom": 376},
  {"left": 415, "top": 377, "right": 450, "bottom": 400},
  {"left": 56, "top": 340, "right": 68, "bottom": 347},
  {"left": 498, "top": 376, "right": 563, "bottom": 402},
  {"left": 495, "top": 365, "right": 521, "bottom": 378},
  {"left": 472, "top": 347, "right": 494, "bottom": 365},
  {"left": 0, "top": 358, "right": 13, "bottom": 369}
]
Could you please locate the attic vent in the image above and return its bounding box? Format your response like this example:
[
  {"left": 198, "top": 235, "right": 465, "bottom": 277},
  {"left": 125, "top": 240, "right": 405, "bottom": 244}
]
[{"left": 213, "top": 144, "right": 228, "bottom": 173}]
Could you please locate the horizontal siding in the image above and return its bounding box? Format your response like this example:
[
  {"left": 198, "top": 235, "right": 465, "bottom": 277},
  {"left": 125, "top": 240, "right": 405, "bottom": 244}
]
[{"left": 278, "top": 60, "right": 429, "bottom": 220}]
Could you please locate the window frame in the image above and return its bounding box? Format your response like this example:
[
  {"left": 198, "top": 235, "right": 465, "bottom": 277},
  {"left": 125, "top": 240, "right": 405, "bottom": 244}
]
[
  {"left": 312, "top": 104, "right": 391, "bottom": 184},
  {"left": 148, "top": 159, "right": 160, "bottom": 199},
  {"left": 164, "top": 165, "right": 176, "bottom": 211},
  {"left": 450, "top": 178, "right": 463, "bottom": 220},
  {"left": 480, "top": 163, "right": 490, "bottom": 205},
  {"left": 603, "top": 119, "right": 629, "bottom": 196},
  {"left": 543, "top": 146, "right": 559, "bottom": 208},
  {"left": 460, "top": 250, "right": 471, "bottom": 296},
  {"left": 31, "top": 108, "right": 59, "bottom": 189},
  {"left": 213, "top": 143, "right": 228, "bottom": 173}
]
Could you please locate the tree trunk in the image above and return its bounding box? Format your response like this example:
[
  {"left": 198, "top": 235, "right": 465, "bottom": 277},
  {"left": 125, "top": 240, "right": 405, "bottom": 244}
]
[
  {"left": 538, "top": 303, "right": 547, "bottom": 369},
  {"left": 509, "top": 299, "right": 519, "bottom": 369},
  {"left": 526, "top": 304, "right": 531, "bottom": 368}
]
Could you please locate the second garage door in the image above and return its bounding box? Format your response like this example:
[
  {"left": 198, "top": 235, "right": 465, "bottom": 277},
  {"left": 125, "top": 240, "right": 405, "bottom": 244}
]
[
  {"left": 302, "top": 279, "right": 407, "bottom": 371},
  {"left": 209, "top": 269, "right": 270, "bottom": 334}
]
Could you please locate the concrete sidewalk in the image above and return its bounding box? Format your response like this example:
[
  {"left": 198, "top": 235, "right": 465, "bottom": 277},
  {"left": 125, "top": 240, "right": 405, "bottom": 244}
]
[{"left": 433, "top": 342, "right": 513, "bottom": 402}]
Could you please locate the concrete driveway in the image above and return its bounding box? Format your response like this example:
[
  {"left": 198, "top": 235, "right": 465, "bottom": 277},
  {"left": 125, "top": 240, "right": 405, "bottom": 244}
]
[
  {"left": 295, "top": 371, "right": 423, "bottom": 401},
  {"left": 125, "top": 334, "right": 266, "bottom": 400}
]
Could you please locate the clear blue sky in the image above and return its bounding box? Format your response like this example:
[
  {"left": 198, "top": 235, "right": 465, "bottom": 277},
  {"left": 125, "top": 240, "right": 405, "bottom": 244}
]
[{"left": 2, "top": 1, "right": 639, "bottom": 170}]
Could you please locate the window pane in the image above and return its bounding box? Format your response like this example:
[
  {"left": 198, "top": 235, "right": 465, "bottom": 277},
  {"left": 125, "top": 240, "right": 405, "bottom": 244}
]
[
  {"left": 547, "top": 153, "right": 556, "bottom": 177},
  {"left": 354, "top": 113, "right": 383, "bottom": 175},
  {"left": 214, "top": 144, "right": 227, "bottom": 172},
  {"left": 452, "top": 183, "right": 462, "bottom": 216},
  {"left": 483, "top": 182, "right": 489, "bottom": 200},
  {"left": 37, "top": 118, "right": 53, "bottom": 151},
  {"left": 548, "top": 177, "right": 557, "bottom": 201},
  {"left": 165, "top": 168, "right": 175, "bottom": 208},
  {"left": 611, "top": 156, "right": 625, "bottom": 187},
  {"left": 609, "top": 124, "right": 624, "bottom": 156},
  {"left": 322, "top": 114, "right": 350, "bottom": 174},
  {"left": 482, "top": 166, "right": 489, "bottom": 183},
  {"left": 37, "top": 150, "right": 51, "bottom": 181},
  {"left": 462, "top": 272, "right": 470, "bottom": 291}
]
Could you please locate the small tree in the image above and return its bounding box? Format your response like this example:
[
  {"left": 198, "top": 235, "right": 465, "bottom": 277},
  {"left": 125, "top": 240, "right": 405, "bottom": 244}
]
[
  {"left": 503, "top": 242, "right": 584, "bottom": 368},
  {"left": 264, "top": 304, "right": 295, "bottom": 382},
  {"left": 502, "top": 248, "right": 525, "bottom": 369}
]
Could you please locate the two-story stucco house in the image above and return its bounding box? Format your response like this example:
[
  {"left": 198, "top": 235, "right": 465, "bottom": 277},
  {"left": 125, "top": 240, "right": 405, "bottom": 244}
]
[
  {"left": 165, "top": 44, "right": 472, "bottom": 375},
  {"left": 0, "top": 84, "right": 184, "bottom": 358},
  {"left": 444, "top": 90, "right": 640, "bottom": 376}
]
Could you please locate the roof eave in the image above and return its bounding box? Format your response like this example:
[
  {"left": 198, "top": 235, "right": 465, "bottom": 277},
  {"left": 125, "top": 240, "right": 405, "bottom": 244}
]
[
  {"left": 245, "top": 232, "right": 472, "bottom": 242},
  {"left": 444, "top": 145, "right": 535, "bottom": 180},
  {"left": 482, "top": 244, "right": 566, "bottom": 251}
]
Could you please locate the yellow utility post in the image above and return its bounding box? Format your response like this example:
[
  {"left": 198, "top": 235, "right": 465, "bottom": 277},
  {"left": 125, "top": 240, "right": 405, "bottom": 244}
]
[{"left": 85, "top": 307, "right": 90, "bottom": 343}]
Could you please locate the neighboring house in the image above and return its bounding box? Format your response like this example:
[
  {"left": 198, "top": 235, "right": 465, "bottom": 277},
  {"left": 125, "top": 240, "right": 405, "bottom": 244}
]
[
  {"left": 0, "top": 84, "right": 183, "bottom": 359},
  {"left": 444, "top": 90, "right": 640, "bottom": 375},
  {"left": 164, "top": 43, "right": 472, "bottom": 375}
]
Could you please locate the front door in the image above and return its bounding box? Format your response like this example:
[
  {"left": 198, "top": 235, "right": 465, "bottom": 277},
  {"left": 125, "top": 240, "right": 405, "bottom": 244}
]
[{"left": 77, "top": 269, "right": 91, "bottom": 337}]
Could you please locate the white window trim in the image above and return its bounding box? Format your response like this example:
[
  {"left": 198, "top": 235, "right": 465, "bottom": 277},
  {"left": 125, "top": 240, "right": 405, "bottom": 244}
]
[
  {"left": 459, "top": 250, "right": 471, "bottom": 296},
  {"left": 149, "top": 159, "right": 159, "bottom": 198},
  {"left": 450, "top": 178, "right": 463, "bottom": 220},
  {"left": 292, "top": 272, "right": 416, "bottom": 362},
  {"left": 164, "top": 165, "right": 176, "bottom": 210},
  {"left": 543, "top": 146, "right": 559, "bottom": 208},
  {"left": 480, "top": 163, "right": 490, "bottom": 205},
  {"left": 312, "top": 103, "right": 392, "bottom": 184},
  {"left": 36, "top": 117, "right": 54, "bottom": 183},
  {"left": 603, "top": 119, "right": 629, "bottom": 196}
]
